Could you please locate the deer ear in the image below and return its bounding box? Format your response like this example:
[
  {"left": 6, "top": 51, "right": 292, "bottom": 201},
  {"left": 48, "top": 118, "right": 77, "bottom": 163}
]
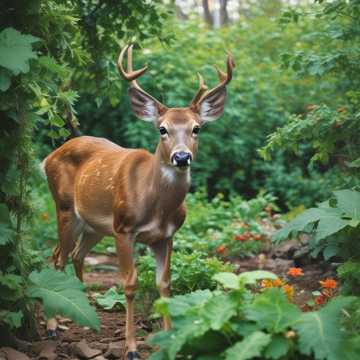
[
  {"left": 197, "top": 87, "right": 227, "bottom": 123},
  {"left": 128, "top": 87, "right": 160, "bottom": 122}
]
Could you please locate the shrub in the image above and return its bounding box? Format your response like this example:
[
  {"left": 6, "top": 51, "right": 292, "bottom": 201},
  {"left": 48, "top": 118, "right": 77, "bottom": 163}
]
[
  {"left": 175, "top": 190, "right": 279, "bottom": 258},
  {"left": 149, "top": 271, "right": 359, "bottom": 360}
]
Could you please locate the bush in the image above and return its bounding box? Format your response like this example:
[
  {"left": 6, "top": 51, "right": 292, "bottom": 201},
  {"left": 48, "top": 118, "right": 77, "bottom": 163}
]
[
  {"left": 175, "top": 190, "right": 279, "bottom": 258},
  {"left": 149, "top": 271, "right": 359, "bottom": 360}
]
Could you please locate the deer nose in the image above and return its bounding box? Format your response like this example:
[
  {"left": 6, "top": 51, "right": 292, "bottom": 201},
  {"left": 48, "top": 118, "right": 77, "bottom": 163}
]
[{"left": 172, "top": 152, "right": 192, "bottom": 167}]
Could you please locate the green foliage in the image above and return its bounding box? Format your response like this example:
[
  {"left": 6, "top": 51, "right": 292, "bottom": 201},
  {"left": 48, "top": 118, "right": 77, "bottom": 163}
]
[
  {"left": 149, "top": 272, "right": 357, "bottom": 360},
  {"left": 261, "top": 0, "right": 360, "bottom": 186},
  {"left": 79, "top": 15, "right": 332, "bottom": 209},
  {"left": 225, "top": 331, "right": 271, "bottom": 360},
  {"left": 213, "top": 271, "right": 277, "bottom": 290},
  {"left": 94, "top": 287, "right": 125, "bottom": 311},
  {"left": 174, "top": 190, "right": 277, "bottom": 258},
  {"left": 273, "top": 190, "right": 360, "bottom": 265},
  {"left": 0, "top": 28, "right": 39, "bottom": 76},
  {"left": 136, "top": 251, "right": 233, "bottom": 307},
  {"left": 294, "top": 296, "right": 357, "bottom": 360},
  {"left": 337, "top": 261, "right": 360, "bottom": 295},
  {"left": 27, "top": 268, "right": 100, "bottom": 331}
]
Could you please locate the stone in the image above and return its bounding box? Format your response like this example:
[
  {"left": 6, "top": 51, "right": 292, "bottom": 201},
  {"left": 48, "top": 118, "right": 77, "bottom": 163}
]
[
  {"left": 72, "top": 340, "right": 102, "bottom": 359},
  {"left": 0, "top": 347, "right": 30, "bottom": 360},
  {"left": 104, "top": 341, "right": 124, "bottom": 359},
  {"left": 38, "top": 340, "right": 58, "bottom": 360}
]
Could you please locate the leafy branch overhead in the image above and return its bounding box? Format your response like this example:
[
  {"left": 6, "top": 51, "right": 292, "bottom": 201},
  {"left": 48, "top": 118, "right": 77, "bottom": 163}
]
[{"left": 273, "top": 190, "right": 360, "bottom": 260}]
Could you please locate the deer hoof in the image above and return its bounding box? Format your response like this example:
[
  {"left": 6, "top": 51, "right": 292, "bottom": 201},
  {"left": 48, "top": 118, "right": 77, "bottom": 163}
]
[
  {"left": 127, "top": 351, "right": 140, "bottom": 360},
  {"left": 47, "top": 329, "right": 58, "bottom": 339}
]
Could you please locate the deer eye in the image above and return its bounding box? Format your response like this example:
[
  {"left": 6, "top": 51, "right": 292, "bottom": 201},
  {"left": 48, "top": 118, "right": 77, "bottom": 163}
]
[
  {"left": 159, "top": 126, "right": 168, "bottom": 135},
  {"left": 192, "top": 126, "right": 200, "bottom": 135}
]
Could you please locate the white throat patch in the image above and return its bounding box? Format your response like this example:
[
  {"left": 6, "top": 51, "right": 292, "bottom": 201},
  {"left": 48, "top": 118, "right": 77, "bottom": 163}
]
[{"left": 161, "top": 165, "right": 191, "bottom": 184}]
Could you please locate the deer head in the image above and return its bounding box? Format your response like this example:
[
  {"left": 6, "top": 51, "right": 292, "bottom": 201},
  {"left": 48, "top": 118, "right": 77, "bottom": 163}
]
[{"left": 117, "top": 45, "right": 235, "bottom": 169}]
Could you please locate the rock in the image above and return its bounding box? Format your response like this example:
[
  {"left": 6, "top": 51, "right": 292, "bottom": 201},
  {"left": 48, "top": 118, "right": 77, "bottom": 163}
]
[
  {"left": 58, "top": 317, "right": 72, "bottom": 325},
  {"left": 90, "top": 343, "right": 108, "bottom": 352},
  {"left": 0, "top": 347, "right": 30, "bottom": 360},
  {"left": 93, "top": 357, "right": 107, "bottom": 360},
  {"left": 72, "top": 340, "right": 102, "bottom": 359},
  {"left": 38, "top": 340, "right": 58, "bottom": 360},
  {"left": 31, "top": 340, "right": 57, "bottom": 354},
  {"left": 104, "top": 341, "right": 124, "bottom": 359},
  {"left": 58, "top": 324, "right": 70, "bottom": 331}
]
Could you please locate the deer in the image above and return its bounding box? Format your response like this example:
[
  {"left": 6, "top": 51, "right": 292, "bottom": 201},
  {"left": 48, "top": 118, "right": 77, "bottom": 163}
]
[{"left": 42, "top": 44, "right": 234, "bottom": 359}]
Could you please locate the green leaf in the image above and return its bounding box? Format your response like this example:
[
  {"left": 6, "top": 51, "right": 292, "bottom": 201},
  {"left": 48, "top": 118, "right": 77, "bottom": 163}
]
[
  {"left": 246, "top": 288, "right": 301, "bottom": 333},
  {"left": 238, "top": 270, "right": 278, "bottom": 285},
  {"left": 273, "top": 208, "right": 321, "bottom": 242},
  {"left": 224, "top": 331, "right": 271, "bottom": 360},
  {"left": 213, "top": 272, "right": 239, "bottom": 289},
  {"left": 0, "top": 204, "right": 14, "bottom": 245},
  {"left": 155, "top": 289, "right": 212, "bottom": 317},
  {"left": 274, "top": 207, "right": 348, "bottom": 243},
  {"left": 201, "top": 293, "right": 237, "bottom": 330},
  {"left": 264, "top": 335, "right": 290, "bottom": 359},
  {"left": 0, "top": 224, "right": 14, "bottom": 245},
  {"left": 27, "top": 268, "right": 100, "bottom": 331},
  {"left": 0, "top": 28, "right": 40, "bottom": 75},
  {"left": 323, "top": 245, "right": 339, "bottom": 260},
  {"left": 346, "top": 158, "right": 360, "bottom": 168},
  {"left": 0, "top": 68, "right": 11, "bottom": 91},
  {"left": 95, "top": 287, "right": 125, "bottom": 310},
  {"left": 150, "top": 312, "right": 209, "bottom": 360},
  {"left": 295, "top": 296, "right": 355, "bottom": 360},
  {"left": 0, "top": 310, "right": 23, "bottom": 329},
  {"left": 315, "top": 210, "right": 349, "bottom": 241},
  {"left": 334, "top": 190, "right": 360, "bottom": 220},
  {"left": 50, "top": 116, "right": 65, "bottom": 127}
]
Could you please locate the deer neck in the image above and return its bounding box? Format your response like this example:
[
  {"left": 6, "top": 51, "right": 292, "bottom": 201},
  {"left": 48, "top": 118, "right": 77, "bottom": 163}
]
[{"left": 150, "top": 145, "right": 191, "bottom": 209}]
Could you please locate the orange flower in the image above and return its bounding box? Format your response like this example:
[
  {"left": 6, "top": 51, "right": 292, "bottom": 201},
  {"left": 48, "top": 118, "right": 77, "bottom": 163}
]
[
  {"left": 287, "top": 267, "right": 304, "bottom": 277},
  {"left": 320, "top": 279, "right": 337, "bottom": 289},
  {"left": 315, "top": 294, "right": 327, "bottom": 306},
  {"left": 273, "top": 278, "right": 285, "bottom": 287},
  {"left": 282, "top": 284, "right": 294, "bottom": 301},
  {"left": 261, "top": 279, "right": 273, "bottom": 288},
  {"left": 216, "top": 245, "right": 226, "bottom": 254},
  {"left": 261, "top": 278, "right": 284, "bottom": 288}
]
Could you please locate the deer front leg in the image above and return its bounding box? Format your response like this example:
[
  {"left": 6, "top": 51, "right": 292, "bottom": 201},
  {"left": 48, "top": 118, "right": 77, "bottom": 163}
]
[
  {"left": 151, "top": 239, "right": 173, "bottom": 330},
  {"left": 115, "top": 233, "right": 139, "bottom": 360}
]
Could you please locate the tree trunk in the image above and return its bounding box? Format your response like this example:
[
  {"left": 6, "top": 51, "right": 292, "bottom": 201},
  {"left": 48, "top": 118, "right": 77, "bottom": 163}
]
[
  {"left": 220, "top": 0, "right": 229, "bottom": 25},
  {"left": 202, "top": 0, "right": 213, "bottom": 27}
]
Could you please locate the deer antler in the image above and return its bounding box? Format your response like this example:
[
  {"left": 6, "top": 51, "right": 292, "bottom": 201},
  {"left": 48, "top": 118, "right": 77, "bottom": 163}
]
[
  {"left": 117, "top": 45, "right": 167, "bottom": 114},
  {"left": 189, "top": 73, "right": 208, "bottom": 107},
  {"left": 189, "top": 52, "right": 235, "bottom": 111}
]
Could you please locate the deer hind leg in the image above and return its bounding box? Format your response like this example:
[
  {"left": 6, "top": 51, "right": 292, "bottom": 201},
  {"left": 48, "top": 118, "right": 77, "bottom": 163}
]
[
  {"left": 54, "top": 204, "right": 83, "bottom": 270},
  {"left": 151, "top": 239, "right": 173, "bottom": 330},
  {"left": 115, "top": 233, "right": 139, "bottom": 359},
  {"left": 47, "top": 198, "right": 83, "bottom": 338},
  {"left": 72, "top": 230, "right": 103, "bottom": 282}
]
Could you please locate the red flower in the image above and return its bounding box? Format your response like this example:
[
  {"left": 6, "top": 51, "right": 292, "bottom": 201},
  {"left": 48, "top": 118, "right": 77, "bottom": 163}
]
[
  {"left": 216, "top": 245, "right": 226, "bottom": 254},
  {"left": 287, "top": 267, "right": 304, "bottom": 277},
  {"left": 315, "top": 294, "right": 327, "bottom": 306},
  {"left": 234, "top": 234, "right": 248, "bottom": 242}
]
